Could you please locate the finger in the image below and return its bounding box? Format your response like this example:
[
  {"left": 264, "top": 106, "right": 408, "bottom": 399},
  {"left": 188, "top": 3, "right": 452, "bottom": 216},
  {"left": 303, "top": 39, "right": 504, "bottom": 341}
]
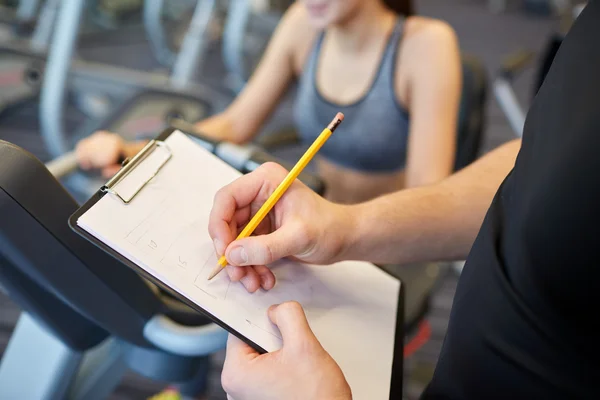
[
  {"left": 79, "top": 158, "right": 91, "bottom": 170},
  {"left": 223, "top": 334, "right": 259, "bottom": 384},
  {"left": 235, "top": 214, "right": 272, "bottom": 237},
  {"left": 225, "top": 221, "right": 309, "bottom": 266},
  {"left": 228, "top": 218, "right": 238, "bottom": 245},
  {"left": 240, "top": 267, "right": 261, "bottom": 293},
  {"left": 226, "top": 265, "right": 247, "bottom": 282},
  {"left": 222, "top": 334, "right": 259, "bottom": 398},
  {"left": 253, "top": 264, "right": 276, "bottom": 290},
  {"left": 209, "top": 190, "right": 240, "bottom": 255},
  {"left": 268, "top": 301, "right": 318, "bottom": 348},
  {"left": 225, "top": 333, "right": 259, "bottom": 363},
  {"left": 225, "top": 265, "right": 275, "bottom": 290},
  {"left": 209, "top": 163, "right": 288, "bottom": 244},
  {"left": 75, "top": 141, "right": 91, "bottom": 169},
  {"left": 234, "top": 213, "right": 272, "bottom": 238},
  {"left": 251, "top": 215, "right": 273, "bottom": 236},
  {"left": 231, "top": 162, "right": 289, "bottom": 207},
  {"left": 234, "top": 206, "right": 251, "bottom": 228}
]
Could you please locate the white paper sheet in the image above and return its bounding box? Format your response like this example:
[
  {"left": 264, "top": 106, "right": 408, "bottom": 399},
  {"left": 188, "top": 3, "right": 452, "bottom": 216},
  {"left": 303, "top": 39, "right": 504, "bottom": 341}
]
[{"left": 77, "top": 131, "right": 401, "bottom": 399}]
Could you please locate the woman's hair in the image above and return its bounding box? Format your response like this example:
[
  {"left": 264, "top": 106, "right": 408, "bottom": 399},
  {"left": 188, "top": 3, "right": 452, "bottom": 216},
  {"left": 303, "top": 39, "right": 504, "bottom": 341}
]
[{"left": 382, "top": 0, "right": 414, "bottom": 16}]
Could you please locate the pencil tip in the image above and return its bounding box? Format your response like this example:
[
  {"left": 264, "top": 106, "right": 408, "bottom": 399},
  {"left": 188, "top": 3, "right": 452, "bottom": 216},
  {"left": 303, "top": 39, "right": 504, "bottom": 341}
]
[{"left": 207, "top": 265, "right": 222, "bottom": 281}]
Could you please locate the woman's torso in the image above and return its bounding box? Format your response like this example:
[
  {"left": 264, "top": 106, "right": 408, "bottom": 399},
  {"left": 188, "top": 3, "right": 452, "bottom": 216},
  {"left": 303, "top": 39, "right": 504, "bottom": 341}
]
[{"left": 292, "top": 15, "right": 410, "bottom": 204}]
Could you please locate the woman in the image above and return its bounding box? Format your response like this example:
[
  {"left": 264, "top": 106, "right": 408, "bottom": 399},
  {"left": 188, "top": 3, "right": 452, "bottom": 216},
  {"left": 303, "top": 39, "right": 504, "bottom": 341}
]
[{"left": 77, "top": 0, "right": 462, "bottom": 205}]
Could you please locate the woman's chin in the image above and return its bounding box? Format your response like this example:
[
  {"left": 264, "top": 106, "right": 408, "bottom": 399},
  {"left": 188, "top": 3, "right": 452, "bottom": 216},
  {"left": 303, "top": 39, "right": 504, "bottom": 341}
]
[
  {"left": 307, "top": 15, "right": 332, "bottom": 30},
  {"left": 310, "top": 19, "right": 329, "bottom": 30}
]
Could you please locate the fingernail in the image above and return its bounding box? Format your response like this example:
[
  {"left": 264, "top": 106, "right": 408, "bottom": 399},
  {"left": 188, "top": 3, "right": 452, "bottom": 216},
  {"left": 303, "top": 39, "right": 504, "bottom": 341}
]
[
  {"left": 213, "top": 239, "right": 224, "bottom": 255},
  {"left": 229, "top": 246, "right": 248, "bottom": 265}
]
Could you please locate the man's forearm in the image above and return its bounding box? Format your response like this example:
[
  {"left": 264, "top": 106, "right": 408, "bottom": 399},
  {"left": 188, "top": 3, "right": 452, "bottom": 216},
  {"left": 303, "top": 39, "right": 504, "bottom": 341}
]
[{"left": 343, "top": 139, "right": 522, "bottom": 265}]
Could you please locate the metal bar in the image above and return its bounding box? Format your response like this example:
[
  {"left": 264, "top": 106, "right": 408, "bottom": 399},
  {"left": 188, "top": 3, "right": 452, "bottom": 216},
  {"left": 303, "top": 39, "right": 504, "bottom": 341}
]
[
  {"left": 45, "top": 151, "right": 78, "bottom": 179},
  {"left": 171, "top": 0, "right": 216, "bottom": 89},
  {"left": 222, "top": 0, "right": 252, "bottom": 92},
  {"left": 493, "top": 79, "right": 526, "bottom": 137},
  {"left": 0, "top": 313, "right": 83, "bottom": 400},
  {"left": 67, "top": 339, "right": 127, "bottom": 400},
  {"left": 143, "top": 0, "right": 176, "bottom": 67},
  {"left": 16, "top": 0, "right": 41, "bottom": 21},
  {"left": 102, "top": 141, "right": 172, "bottom": 204},
  {"left": 39, "top": 0, "right": 86, "bottom": 157},
  {"left": 30, "top": 0, "right": 61, "bottom": 52}
]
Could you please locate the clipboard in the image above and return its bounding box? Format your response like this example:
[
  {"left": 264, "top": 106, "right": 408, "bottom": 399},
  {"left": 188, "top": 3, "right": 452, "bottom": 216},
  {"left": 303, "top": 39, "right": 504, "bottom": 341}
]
[{"left": 69, "top": 128, "right": 405, "bottom": 399}]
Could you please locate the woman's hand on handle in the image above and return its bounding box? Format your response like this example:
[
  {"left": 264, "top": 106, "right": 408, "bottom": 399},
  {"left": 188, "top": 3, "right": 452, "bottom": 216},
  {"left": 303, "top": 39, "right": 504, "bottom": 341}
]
[
  {"left": 75, "top": 131, "right": 148, "bottom": 178},
  {"left": 208, "top": 162, "right": 354, "bottom": 293}
]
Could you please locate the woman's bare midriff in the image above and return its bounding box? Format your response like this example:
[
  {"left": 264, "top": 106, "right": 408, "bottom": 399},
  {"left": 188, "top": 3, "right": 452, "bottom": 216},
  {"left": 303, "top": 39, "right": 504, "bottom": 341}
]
[{"left": 317, "top": 158, "right": 405, "bottom": 204}]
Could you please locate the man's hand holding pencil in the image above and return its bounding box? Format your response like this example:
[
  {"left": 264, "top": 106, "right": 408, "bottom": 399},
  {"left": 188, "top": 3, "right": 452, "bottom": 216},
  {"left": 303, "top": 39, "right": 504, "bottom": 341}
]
[
  {"left": 208, "top": 160, "right": 353, "bottom": 293},
  {"left": 208, "top": 113, "right": 352, "bottom": 293}
]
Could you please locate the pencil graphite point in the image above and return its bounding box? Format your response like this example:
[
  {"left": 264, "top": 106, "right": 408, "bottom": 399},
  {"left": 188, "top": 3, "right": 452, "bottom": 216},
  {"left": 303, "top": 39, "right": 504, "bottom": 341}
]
[
  {"left": 208, "top": 255, "right": 229, "bottom": 280},
  {"left": 207, "top": 264, "right": 222, "bottom": 280}
]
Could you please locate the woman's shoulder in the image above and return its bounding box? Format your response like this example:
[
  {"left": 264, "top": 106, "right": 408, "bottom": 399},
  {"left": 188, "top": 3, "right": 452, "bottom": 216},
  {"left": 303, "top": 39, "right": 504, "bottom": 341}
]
[
  {"left": 392, "top": 16, "right": 461, "bottom": 107},
  {"left": 278, "top": 3, "right": 320, "bottom": 44},
  {"left": 277, "top": 3, "right": 321, "bottom": 72},
  {"left": 400, "top": 16, "right": 459, "bottom": 58}
]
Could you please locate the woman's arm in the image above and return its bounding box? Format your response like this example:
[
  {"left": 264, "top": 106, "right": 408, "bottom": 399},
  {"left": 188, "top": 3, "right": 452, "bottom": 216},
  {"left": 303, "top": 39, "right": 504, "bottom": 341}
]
[
  {"left": 196, "top": 4, "right": 310, "bottom": 144},
  {"left": 400, "top": 19, "right": 462, "bottom": 188},
  {"left": 75, "top": 6, "right": 313, "bottom": 176}
]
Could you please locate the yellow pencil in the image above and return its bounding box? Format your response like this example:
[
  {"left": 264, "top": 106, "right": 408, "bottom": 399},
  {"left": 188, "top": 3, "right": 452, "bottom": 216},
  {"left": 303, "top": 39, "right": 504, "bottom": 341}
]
[{"left": 207, "top": 112, "right": 344, "bottom": 280}]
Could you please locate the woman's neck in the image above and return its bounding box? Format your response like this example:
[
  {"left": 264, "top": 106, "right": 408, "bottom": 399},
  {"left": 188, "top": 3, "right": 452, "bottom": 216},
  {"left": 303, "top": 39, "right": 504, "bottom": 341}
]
[{"left": 328, "top": 2, "right": 397, "bottom": 52}]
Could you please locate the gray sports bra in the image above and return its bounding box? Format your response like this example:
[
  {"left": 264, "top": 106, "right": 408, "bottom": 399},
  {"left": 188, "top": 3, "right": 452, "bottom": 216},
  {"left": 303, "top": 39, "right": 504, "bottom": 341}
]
[{"left": 293, "top": 17, "right": 410, "bottom": 172}]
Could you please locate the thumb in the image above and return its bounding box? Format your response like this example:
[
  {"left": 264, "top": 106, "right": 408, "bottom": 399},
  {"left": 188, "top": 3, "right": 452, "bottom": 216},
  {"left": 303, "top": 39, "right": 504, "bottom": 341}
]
[
  {"left": 268, "top": 301, "right": 319, "bottom": 350},
  {"left": 225, "top": 221, "right": 310, "bottom": 266}
]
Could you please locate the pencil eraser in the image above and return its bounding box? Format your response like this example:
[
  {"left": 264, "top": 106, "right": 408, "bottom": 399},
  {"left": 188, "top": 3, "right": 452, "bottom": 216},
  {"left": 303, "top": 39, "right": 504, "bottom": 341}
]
[{"left": 336, "top": 112, "right": 344, "bottom": 122}]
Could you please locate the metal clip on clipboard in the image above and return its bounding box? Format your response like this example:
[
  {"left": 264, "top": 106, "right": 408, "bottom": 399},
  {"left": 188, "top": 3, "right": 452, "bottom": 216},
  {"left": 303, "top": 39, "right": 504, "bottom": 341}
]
[{"left": 101, "top": 140, "right": 172, "bottom": 204}]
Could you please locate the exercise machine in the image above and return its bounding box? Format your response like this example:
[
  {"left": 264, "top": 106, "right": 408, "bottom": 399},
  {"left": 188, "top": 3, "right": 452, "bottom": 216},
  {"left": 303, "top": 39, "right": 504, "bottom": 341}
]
[
  {"left": 40, "top": 0, "right": 220, "bottom": 157},
  {"left": 222, "top": 0, "right": 291, "bottom": 93},
  {"left": 0, "top": 0, "right": 156, "bottom": 122},
  {"left": 39, "top": 0, "right": 227, "bottom": 201},
  {"left": 40, "top": 0, "right": 325, "bottom": 203},
  {"left": 144, "top": 0, "right": 207, "bottom": 69},
  {"left": 0, "top": 0, "right": 52, "bottom": 119},
  {"left": 0, "top": 138, "right": 226, "bottom": 400},
  {"left": 488, "top": 0, "right": 571, "bottom": 15},
  {"left": 493, "top": 2, "right": 585, "bottom": 136},
  {"left": 0, "top": 0, "right": 42, "bottom": 35}
]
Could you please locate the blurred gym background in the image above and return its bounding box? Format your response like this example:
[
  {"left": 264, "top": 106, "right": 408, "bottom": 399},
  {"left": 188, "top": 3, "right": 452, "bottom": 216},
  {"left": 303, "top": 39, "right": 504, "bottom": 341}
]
[{"left": 0, "top": 0, "right": 578, "bottom": 399}]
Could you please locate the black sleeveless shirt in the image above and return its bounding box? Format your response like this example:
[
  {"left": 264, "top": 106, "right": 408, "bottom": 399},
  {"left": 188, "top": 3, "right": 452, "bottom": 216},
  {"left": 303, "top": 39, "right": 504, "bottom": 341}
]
[{"left": 422, "top": 2, "right": 600, "bottom": 398}]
